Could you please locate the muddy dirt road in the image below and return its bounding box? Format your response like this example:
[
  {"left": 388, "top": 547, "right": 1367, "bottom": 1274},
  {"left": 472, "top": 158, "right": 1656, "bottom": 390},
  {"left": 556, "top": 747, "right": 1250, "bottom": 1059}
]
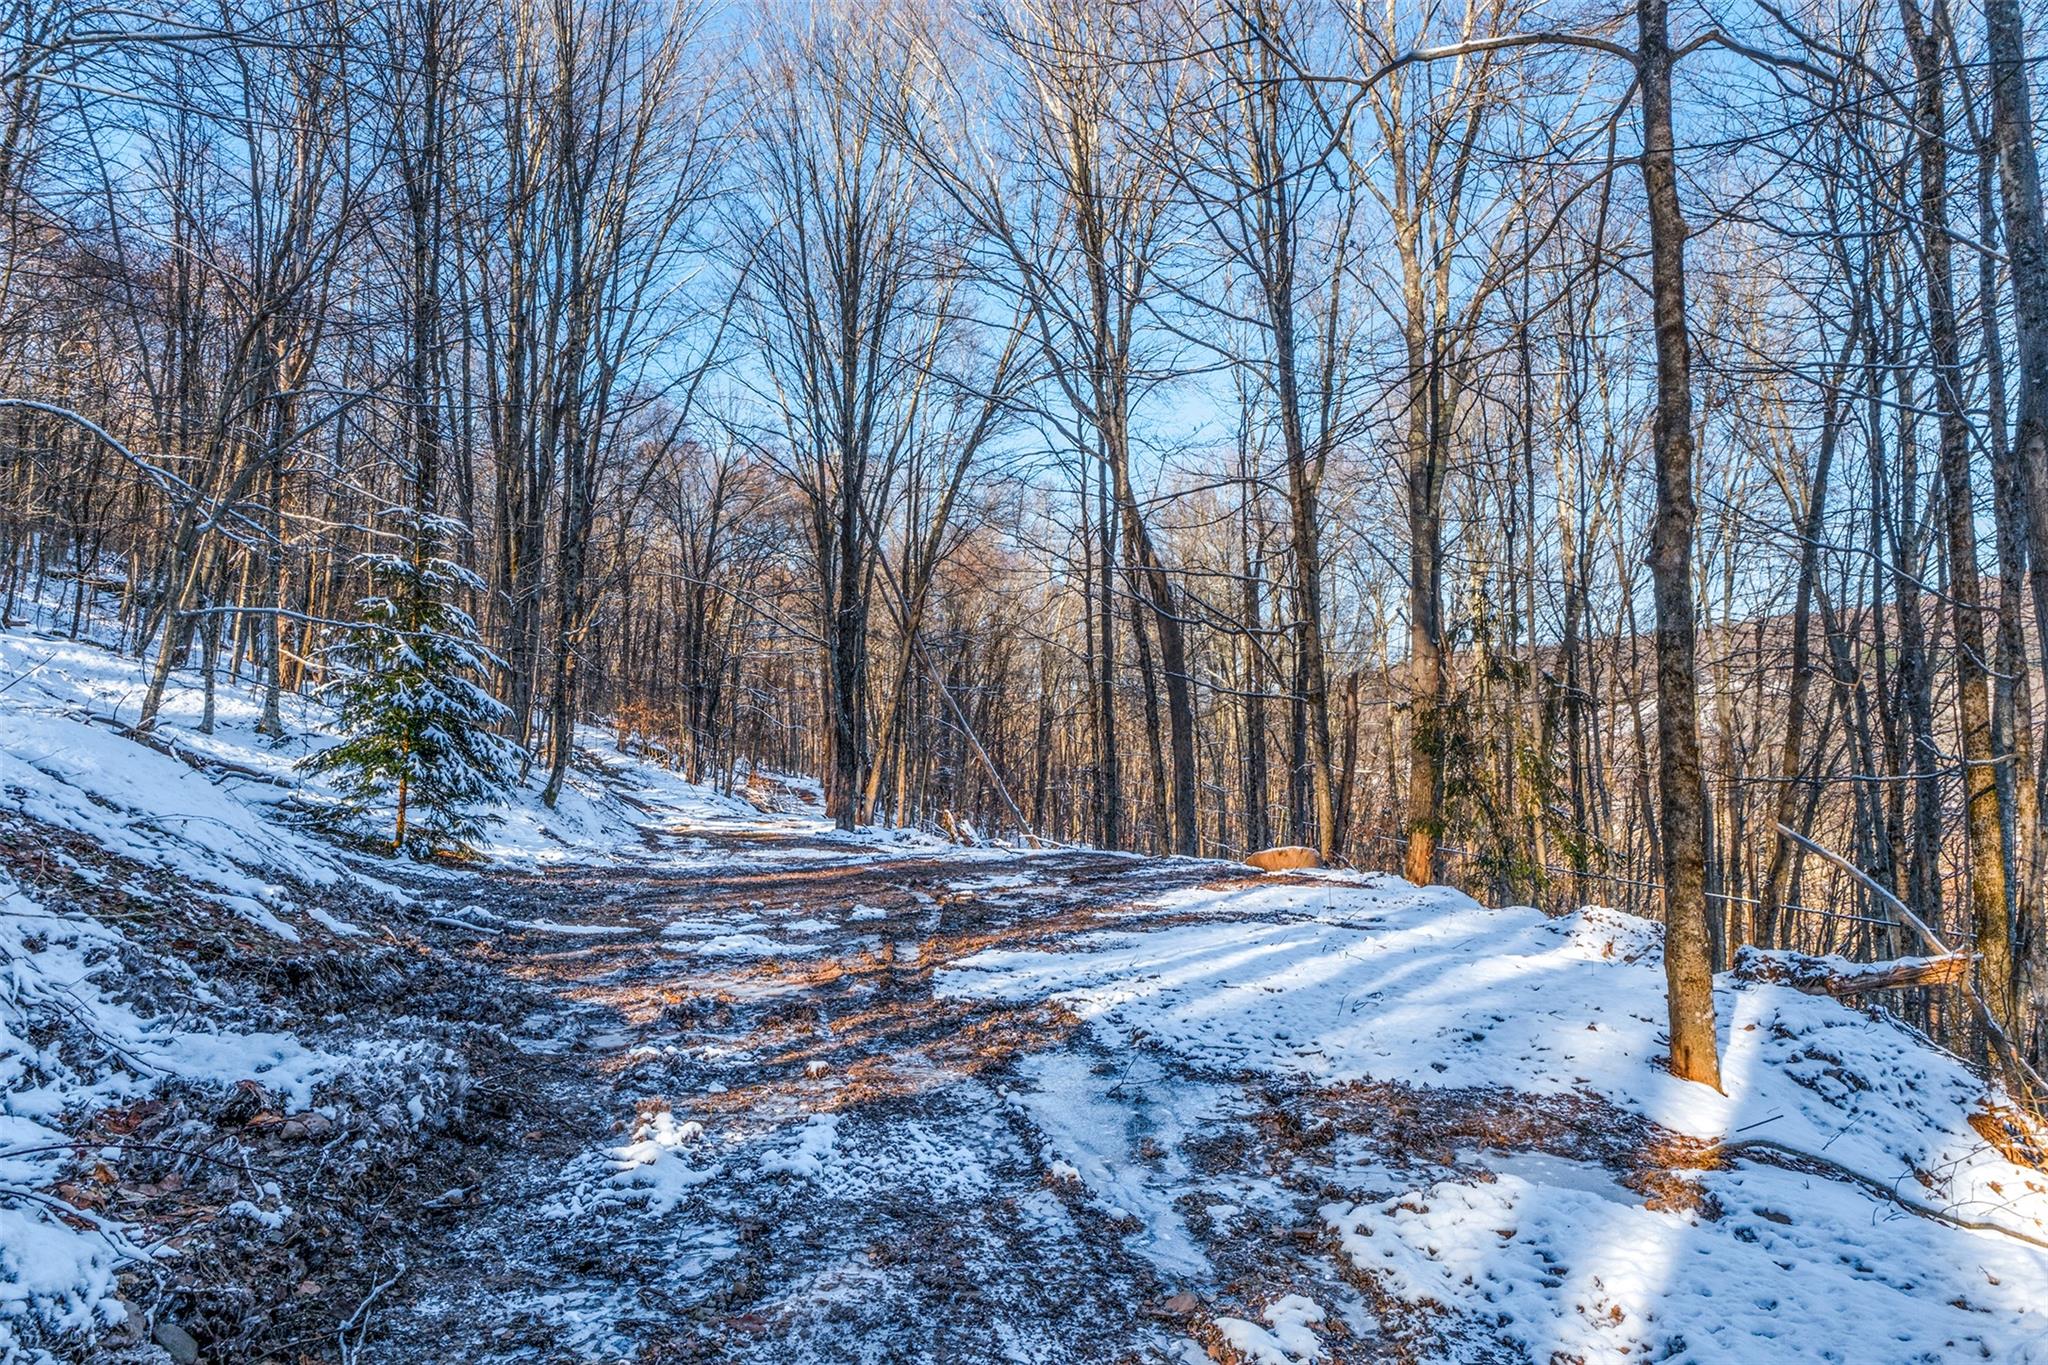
[{"left": 353, "top": 819, "right": 1398, "bottom": 1364}]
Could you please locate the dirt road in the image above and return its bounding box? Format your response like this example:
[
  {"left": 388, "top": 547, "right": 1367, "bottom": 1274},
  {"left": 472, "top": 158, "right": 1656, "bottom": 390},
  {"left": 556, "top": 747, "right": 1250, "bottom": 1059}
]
[{"left": 354, "top": 819, "right": 1396, "bottom": 1364}]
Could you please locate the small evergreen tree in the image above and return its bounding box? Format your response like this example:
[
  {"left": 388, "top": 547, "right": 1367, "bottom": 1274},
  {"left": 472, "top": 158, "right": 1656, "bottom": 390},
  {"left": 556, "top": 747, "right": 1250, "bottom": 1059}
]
[{"left": 303, "top": 523, "right": 517, "bottom": 857}]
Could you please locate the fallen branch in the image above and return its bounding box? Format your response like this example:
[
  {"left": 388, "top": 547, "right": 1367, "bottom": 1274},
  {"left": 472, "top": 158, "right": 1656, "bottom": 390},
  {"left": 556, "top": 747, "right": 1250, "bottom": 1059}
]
[
  {"left": 1775, "top": 823, "right": 2048, "bottom": 1110},
  {"left": 1733, "top": 945, "right": 1975, "bottom": 997},
  {"left": 1694, "top": 1136, "right": 2048, "bottom": 1252},
  {"left": 427, "top": 914, "right": 502, "bottom": 935},
  {"left": 336, "top": 1260, "right": 407, "bottom": 1365}
]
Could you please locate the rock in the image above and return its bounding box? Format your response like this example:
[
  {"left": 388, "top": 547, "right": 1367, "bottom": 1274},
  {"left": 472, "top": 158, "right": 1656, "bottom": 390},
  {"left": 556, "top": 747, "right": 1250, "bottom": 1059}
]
[
  {"left": 152, "top": 1320, "right": 200, "bottom": 1365},
  {"left": 247, "top": 1109, "right": 335, "bottom": 1141},
  {"left": 1245, "top": 845, "right": 1320, "bottom": 872},
  {"left": 107, "top": 1298, "right": 145, "bottom": 1342},
  {"left": 279, "top": 1111, "right": 336, "bottom": 1140}
]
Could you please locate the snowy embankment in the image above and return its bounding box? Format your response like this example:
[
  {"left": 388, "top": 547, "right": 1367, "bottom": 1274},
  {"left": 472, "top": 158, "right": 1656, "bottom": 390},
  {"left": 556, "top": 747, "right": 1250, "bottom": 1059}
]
[
  {"left": 940, "top": 877, "right": 2048, "bottom": 1363},
  {"left": 0, "top": 610, "right": 789, "bottom": 1361}
]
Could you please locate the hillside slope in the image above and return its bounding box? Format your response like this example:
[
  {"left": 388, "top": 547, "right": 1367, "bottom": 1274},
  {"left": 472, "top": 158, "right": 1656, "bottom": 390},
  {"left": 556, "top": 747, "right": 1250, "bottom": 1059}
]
[{"left": 0, "top": 613, "right": 826, "bottom": 1362}]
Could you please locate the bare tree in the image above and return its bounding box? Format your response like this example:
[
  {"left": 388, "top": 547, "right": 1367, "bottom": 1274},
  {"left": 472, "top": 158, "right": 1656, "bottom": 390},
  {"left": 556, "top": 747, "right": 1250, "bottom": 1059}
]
[
  {"left": 1168, "top": 0, "right": 1363, "bottom": 860},
  {"left": 735, "top": 0, "right": 936, "bottom": 828},
  {"left": 893, "top": 0, "right": 1204, "bottom": 854},
  {"left": 1635, "top": 0, "right": 1716, "bottom": 1087}
]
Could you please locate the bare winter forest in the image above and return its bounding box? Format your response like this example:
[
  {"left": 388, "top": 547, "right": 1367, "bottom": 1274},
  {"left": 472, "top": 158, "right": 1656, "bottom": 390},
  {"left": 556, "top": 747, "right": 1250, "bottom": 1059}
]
[{"left": 11, "top": 0, "right": 2048, "bottom": 1360}]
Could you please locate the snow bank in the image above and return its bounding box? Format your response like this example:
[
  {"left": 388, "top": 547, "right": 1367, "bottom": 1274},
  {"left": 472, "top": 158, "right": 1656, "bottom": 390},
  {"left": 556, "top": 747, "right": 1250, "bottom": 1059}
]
[{"left": 938, "top": 872, "right": 2048, "bottom": 1361}]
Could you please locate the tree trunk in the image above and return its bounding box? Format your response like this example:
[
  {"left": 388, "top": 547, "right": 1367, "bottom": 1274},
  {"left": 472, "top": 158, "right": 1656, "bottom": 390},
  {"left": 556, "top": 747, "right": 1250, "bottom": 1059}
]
[
  {"left": 1986, "top": 0, "right": 2048, "bottom": 1058},
  {"left": 1637, "top": 0, "right": 1720, "bottom": 1088},
  {"left": 1903, "top": 0, "right": 2013, "bottom": 1033}
]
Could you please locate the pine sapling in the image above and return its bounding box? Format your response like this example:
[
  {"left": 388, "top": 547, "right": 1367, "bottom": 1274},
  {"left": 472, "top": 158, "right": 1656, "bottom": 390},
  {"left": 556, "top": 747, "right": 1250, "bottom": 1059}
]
[{"left": 303, "top": 530, "right": 517, "bottom": 858}]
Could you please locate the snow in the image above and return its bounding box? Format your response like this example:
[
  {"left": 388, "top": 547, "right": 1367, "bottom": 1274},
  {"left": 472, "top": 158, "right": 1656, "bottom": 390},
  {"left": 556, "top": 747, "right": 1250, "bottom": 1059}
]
[
  {"left": 942, "top": 878, "right": 2048, "bottom": 1231},
  {"left": 762, "top": 1112, "right": 841, "bottom": 1178},
  {"left": 468, "top": 747, "right": 782, "bottom": 869},
  {"left": 692, "top": 931, "right": 829, "bottom": 958},
  {"left": 1215, "top": 1295, "right": 1325, "bottom": 1365},
  {"left": 0, "top": 602, "right": 801, "bottom": 1356},
  {"left": 0, "top": 601, "right": 833, "bottom": 896},
  {"left": 555, "top": 1107, "right": 725, "bottom": 1217},
  {"left": 13, "top": 594, "right": 2048, "bottom": 1363},
  {"left": 1000, "top": 1049, "right": 1217, "bottom": 1276},
  {"left": 0, "top": 624, "right": 380, "bottom": 922},
  {"left": 0, "top": 607, "right": 405, "bottom": 1353},
  {"left": 0, "top": 1207, "right": 125, "bottom": 1360},
  {"left": 440, "top": 904, "right": 637, "bottom": 936},
  {"left": 1326, "top": 1157, "right": 2048, "bottom": 1362},
  {"left": 940, "top": 872, "right": 2048, "bottom": 1360},
  {"left": 0, "top": 869, "right": 350, "bottom": 1358},
  {"left": 0, "top": 877, "right": 346, "bottom": 1117}
]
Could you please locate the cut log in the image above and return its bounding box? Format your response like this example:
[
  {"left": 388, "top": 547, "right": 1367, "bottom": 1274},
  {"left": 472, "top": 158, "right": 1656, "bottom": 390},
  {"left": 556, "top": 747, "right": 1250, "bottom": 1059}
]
[
  {"left": 1245, "top": 846, "right": 1321, "bottom": 872},
  {"left": 1733, "top": 945, "right": 1975, "bottom": 997}
]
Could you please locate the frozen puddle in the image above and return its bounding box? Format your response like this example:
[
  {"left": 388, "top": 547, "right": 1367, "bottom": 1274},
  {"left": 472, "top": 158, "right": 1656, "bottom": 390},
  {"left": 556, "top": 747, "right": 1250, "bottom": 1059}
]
[{"left": 1480, "top": 1150, "right": 1635, "bottom": 1205}]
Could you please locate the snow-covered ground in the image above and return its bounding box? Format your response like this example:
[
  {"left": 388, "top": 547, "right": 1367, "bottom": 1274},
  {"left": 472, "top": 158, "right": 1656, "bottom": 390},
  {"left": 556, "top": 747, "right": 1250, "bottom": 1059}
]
[
  {"left": 939, "top": 876, "right": 2048, "bottom": 1362},
  {"left": 0, "top": 612, "right": 369, "bottom": 1360},
  {"left": 8, "top": 596, "right": 2048, "bottom": 1363},
  {"left": 0, "top": 609, "right": 833, "bottom": 891}
]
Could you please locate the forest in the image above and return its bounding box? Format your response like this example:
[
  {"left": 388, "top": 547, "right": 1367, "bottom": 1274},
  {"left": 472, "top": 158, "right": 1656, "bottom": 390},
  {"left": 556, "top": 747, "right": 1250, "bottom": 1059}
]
[
  {"left": 10, "top": 0, "right": 2048, "bottom": 1081},
  {"left": 13, "top": 0, "right": 2048, "bottom": 1358}
]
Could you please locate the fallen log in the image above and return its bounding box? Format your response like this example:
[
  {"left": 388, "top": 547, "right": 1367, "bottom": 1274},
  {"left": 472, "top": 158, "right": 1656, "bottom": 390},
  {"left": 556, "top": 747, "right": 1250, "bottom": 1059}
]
[
  {"left": 1245, "top": 845, "right": 1321, "bottom": 872},
  {"left": 1776, "top": 822, "right": 2048, "bottom": 1110},
  {"left": 1734, "top": 945, "right": 1975, "bottom": 998},
  {"left": 92, "top": 713, "right": 294, "bottom": 787}
]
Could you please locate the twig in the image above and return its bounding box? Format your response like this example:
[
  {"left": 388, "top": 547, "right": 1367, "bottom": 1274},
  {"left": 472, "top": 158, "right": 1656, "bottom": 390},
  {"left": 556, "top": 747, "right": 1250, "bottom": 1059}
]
[{"left": 336, "top": 1261, "right": 406, "bottom": 1364}]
